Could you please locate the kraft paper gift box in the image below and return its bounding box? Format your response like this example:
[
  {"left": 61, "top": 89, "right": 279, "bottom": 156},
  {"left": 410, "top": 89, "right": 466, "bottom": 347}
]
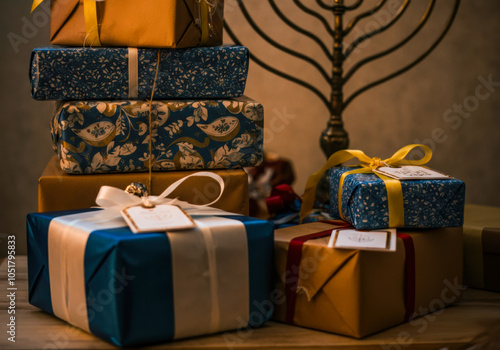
[
  {"left": 30, "top": 46, "right": 249, "bottom": 100},
  {"left": 32, "top": 0, "right": 224, "bottom": 48},
  {"left": 328, "top": 166, "right": 466, "bottom": 230},
  {"left": 39, "top": 156, "right": 249, "bottom": 215},
  {"left": 463, "top": 204, "right": 500, "bottom": 292},
  {"left": 27, "top": 207, "right": 274, "bottom": 347},
  {"left": 273, "top": 221, "right": 463, "bottom": 338},
  {"left": 51, "top": 96, "right": 263, "bottom": 174}
]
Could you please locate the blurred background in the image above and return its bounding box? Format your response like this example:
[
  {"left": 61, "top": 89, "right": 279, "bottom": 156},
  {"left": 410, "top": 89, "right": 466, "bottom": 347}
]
[{"left": 1, "top": 0, "right": 499, "bottom": 255}]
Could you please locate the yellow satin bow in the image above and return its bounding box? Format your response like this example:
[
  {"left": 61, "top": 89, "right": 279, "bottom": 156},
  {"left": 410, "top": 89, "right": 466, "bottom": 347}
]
[
  {"left": 32, "top": 0, "right": 212, "bottom": 47},
  {"left": 300, "top": 144, "right": 433, "bottom": 227}
]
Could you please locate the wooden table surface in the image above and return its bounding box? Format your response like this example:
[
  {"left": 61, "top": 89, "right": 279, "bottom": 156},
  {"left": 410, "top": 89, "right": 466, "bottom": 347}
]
[{"left": 1, "top": 257, "right": 499, "bottom": 350}]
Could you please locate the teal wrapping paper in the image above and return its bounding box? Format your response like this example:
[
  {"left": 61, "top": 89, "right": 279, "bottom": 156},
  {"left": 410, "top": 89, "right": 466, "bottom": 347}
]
[{"left": 27, "top": 209, "right": 274, "bottom": 347}]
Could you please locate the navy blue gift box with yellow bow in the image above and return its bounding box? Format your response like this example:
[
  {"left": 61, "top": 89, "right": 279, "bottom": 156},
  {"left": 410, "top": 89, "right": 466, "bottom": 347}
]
[{"left": 300, "top": 145, "right": 466, "bottom": 230}]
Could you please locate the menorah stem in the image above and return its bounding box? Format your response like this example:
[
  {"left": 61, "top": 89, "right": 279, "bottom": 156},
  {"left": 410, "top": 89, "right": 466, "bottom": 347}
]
[{"left": 320, "top": 1, "right": 349, "bottom": 158}]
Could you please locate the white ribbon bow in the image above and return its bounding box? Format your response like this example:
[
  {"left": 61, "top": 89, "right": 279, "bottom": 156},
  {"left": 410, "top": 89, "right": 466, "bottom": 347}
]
[{"left": 94, "top": 172, "right": 226, "bottom": 219}]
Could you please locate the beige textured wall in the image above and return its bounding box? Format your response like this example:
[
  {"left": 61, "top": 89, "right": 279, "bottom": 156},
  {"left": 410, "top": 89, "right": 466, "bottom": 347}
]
[{"left": 1, "top": 0, "right": 499, "bottom": 255}]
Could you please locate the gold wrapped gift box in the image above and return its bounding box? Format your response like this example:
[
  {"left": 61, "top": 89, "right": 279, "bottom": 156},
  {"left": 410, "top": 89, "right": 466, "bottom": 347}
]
[
  {"left": 463, "top": 204, "right": 500, "bottom": 292},
  {"left": 39, "top": 156, "right": 248, "bottom": 215},
  {"left": 48, "top": 0, "right": 224, "bottom": 48},
  {"left": 273, "top": 222, "right": 463, "bottom": 338}
]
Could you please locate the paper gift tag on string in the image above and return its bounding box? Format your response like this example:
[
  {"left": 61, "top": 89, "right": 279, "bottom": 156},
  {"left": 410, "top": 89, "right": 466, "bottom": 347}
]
[
  {"left": 328, "top": 229, "right": 397, "bottom": 252},
  {"left": 121, "top": 205, "right": 196, "bottom": 233},
  {"left": 373, "top": 165, "right": 450, "bottom": 180}
]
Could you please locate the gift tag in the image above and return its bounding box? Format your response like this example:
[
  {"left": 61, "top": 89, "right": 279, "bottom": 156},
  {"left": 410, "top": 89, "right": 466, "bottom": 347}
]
[
  {"left": 373, "top": 165, "right": 450, "bottom": 180},
  {"left": 328, "top": 229, "right": 397, "bottom": 252},
  {"left": 121, "top": 204, "right": 196, "bottom": 233}
]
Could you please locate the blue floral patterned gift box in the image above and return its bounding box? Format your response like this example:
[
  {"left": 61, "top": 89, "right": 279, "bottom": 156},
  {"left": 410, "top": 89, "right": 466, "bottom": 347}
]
[
  {"left": 328, "top": 166, "right": 466, "bottom": 229},
  {"left": 299, "top": 145, "right": 466, "bottom": 230},
  {"left": 31, "top": 46, "right": 249, "bottom": 100},
  {"left": 51, "top": 97, "right": 263, "bottom": 174}
]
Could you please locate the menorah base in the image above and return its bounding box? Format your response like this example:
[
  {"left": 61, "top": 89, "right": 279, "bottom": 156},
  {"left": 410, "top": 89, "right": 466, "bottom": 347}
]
[{"left": 319, "top": 125, "right": 349, "bottom": 158}]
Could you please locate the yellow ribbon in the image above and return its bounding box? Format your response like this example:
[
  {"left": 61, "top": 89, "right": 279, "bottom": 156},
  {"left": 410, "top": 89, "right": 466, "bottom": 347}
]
[
  {"left": 199, "top": 0, "right": 210, "bottom": 46},
  {"left": 32, "top": 0, "right": 102, "bottom": 46},
  {"left": 299, "top": 144, "right": 432, "bottom": 227},
  {"left": 30, "top": 0, "right": 44, "bottom": 13},
  {"left": 83, "top": 0, "right": 102, "bottom": 47}
]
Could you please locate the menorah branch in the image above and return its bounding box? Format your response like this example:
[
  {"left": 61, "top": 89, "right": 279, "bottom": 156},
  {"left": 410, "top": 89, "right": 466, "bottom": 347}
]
[
  {"left": 343, "top": 0, "right": 410, "bottom": 59},
  {"left": 344, "top": 0, "right": 460, "bottom": 109},
  {"left": 344, "top": 0, "right": 387, "bottom": 36},
  {"left": 226, "top": 0, "right": 460, "bottom": 159},
  {"left": 236, "top": 0, "right": 332, "bottom": 83},
  {"left": 269, "top": 0, "right": 333, "bottom": 61},
  {"left": 344, "top": 0, "right": 436, "bottom": 84}
]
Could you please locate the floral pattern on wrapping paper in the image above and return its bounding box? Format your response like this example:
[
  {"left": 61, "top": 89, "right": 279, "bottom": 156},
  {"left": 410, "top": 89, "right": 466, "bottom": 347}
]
[
  {"left": 31, "top": 46, "right": 249, "bottom": 100},
  {"left": 51, "top": 98, "right": 264, "bottom": 174},
  {"left": 328, "top": 166, "right": 466, "bottom": 229}
]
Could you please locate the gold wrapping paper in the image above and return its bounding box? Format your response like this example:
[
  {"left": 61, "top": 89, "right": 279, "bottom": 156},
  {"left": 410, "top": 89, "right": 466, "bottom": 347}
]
[
  {"left": 273, "top": 222, "right": 463, "bottom": 338},
  {"left": 39, "top": 156, "right": 248, "bottom": 215},
  {"left": 49, "top": 0, "right": 224, "bottom": 48},
  {"left": 463, "top": 204, "right": 500, "bottom": 292}
]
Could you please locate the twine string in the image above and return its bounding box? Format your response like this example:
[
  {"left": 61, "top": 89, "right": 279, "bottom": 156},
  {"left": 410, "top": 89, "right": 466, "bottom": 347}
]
[{"left": 147, "top": 49, "right": 162, "bottom": 194}]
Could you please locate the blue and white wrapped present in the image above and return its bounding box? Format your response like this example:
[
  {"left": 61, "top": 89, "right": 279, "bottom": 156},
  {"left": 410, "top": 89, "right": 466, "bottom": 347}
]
[
  {"left": 328, "top": 166, "right": 466, "bottom": 229},
  {"left": 51, "top": 97, "right": 263, "bottom": 173},
  {"left": 27, "top": 175, "right": 274, "bottom": 347},
  {"left": 30, "top": 46, "right": 249, "bottom": 100}
]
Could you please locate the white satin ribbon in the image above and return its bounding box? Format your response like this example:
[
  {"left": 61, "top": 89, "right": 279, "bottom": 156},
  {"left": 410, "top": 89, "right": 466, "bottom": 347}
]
[
  {"left": 128, "top": 48, "right": 139, "bottom": 99},
  {"left": 48, "top": 212, "right": 128, "bottom": 332},
  {"left": 167, "top": 217, "right": 249, "bottom": 339},
  {"left": 47, "top": 171, "right": 249, "bottom": 336},
  {"left": 94, "top": 171, "right": 227, "bottom": 219}
]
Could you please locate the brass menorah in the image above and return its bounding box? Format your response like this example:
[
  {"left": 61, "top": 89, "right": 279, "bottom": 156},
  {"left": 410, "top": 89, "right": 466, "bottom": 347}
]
[{"left": 224, "top": 0, "right": 460, "bottom": 158}]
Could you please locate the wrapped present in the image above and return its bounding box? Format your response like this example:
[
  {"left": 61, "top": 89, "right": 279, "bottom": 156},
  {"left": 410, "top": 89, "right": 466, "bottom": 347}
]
[
  {"left": 51, "top": 96, "right": 263, "bottom": 174},
  {"left": 31, "top": 0, "right": 223, "bottom": 48},
  {"left": 27, "top": 175, "right": 274, "bottom": 347},
  {"left": 30, "top": 46, "right": 249, "bottom": 100},
  {"left": 39, "top": 156, "right": 249, "bottom": 215},
  {"left": 463, "top": 204, "right": 500, "bottom": 292},
  {"left": 300, "top": 144, "right": 465, "bottom": 230},
  {"left": 273, "top": 221, "right": 463, "bottom": 338}
]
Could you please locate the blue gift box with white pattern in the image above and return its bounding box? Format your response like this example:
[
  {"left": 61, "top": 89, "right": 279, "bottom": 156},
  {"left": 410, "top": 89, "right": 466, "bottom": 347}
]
[
  {"left": 30, "top": 46, "right": 249, "bottom": 100},
  {"left": 328, "top": 166, "right": 466, "bottom": 229}
]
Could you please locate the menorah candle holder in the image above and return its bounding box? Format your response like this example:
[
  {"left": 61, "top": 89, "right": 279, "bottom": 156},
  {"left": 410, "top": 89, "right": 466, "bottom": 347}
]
[{"left": 224, "top": 0, "right": 460, "bottom": 158}]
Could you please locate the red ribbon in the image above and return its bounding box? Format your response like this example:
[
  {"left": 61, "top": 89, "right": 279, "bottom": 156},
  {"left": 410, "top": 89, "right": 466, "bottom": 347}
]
[
  {"left": 284, "top": 222, "right": 351, "bottom": 324},
  {"left": 266, "top": 184, "right": 300, "bottom": 215},
  {"left": 284, "top": 227, "right": 416, "bottom": 325},
  {"left": 397, "top": 233, "right": 416, "bottom": 322}
]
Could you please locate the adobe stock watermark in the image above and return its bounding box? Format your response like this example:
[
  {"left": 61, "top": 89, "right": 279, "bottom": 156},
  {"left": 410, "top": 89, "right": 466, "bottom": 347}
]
[
  {"left": 409, "top": 74, "right": 499, "bottom": 160},
  {"left": 380, "top": 277, "right": 465, "bottom": 350},
  {"left": 222, "top": 243, "right": 333, "bottom": 349},
  {"left": 343, "top": 0, "right": 406, "bottom": 64},
  {"left": 42, "top": 267, "right": 135, "bottom": 349}
]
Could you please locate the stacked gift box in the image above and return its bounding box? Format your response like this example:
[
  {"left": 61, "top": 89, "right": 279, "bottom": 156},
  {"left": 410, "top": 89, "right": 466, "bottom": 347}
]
[
  {"left": 27, "top": 0, "right": 274, "bottom": 347},
  {"left": 26, "top": 0, "right": 475, "bottom": 347},
  {"left": 269, "top": 145, "right": 467, "bottom": 337}
]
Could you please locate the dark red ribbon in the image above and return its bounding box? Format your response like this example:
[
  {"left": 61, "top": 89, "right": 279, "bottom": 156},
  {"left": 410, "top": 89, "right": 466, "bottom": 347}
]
[
  {"left": 284, "top": 228, "right": 416, "bottom": 325},
  {"left": 397, "top": 232, "right": 416, "bottom": 322},
  {"left": 284, "top": 222, "right": 351, "bottom": 324},
  {"left": 266, "top": 184, "right": 300, "bottom": 215}
]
